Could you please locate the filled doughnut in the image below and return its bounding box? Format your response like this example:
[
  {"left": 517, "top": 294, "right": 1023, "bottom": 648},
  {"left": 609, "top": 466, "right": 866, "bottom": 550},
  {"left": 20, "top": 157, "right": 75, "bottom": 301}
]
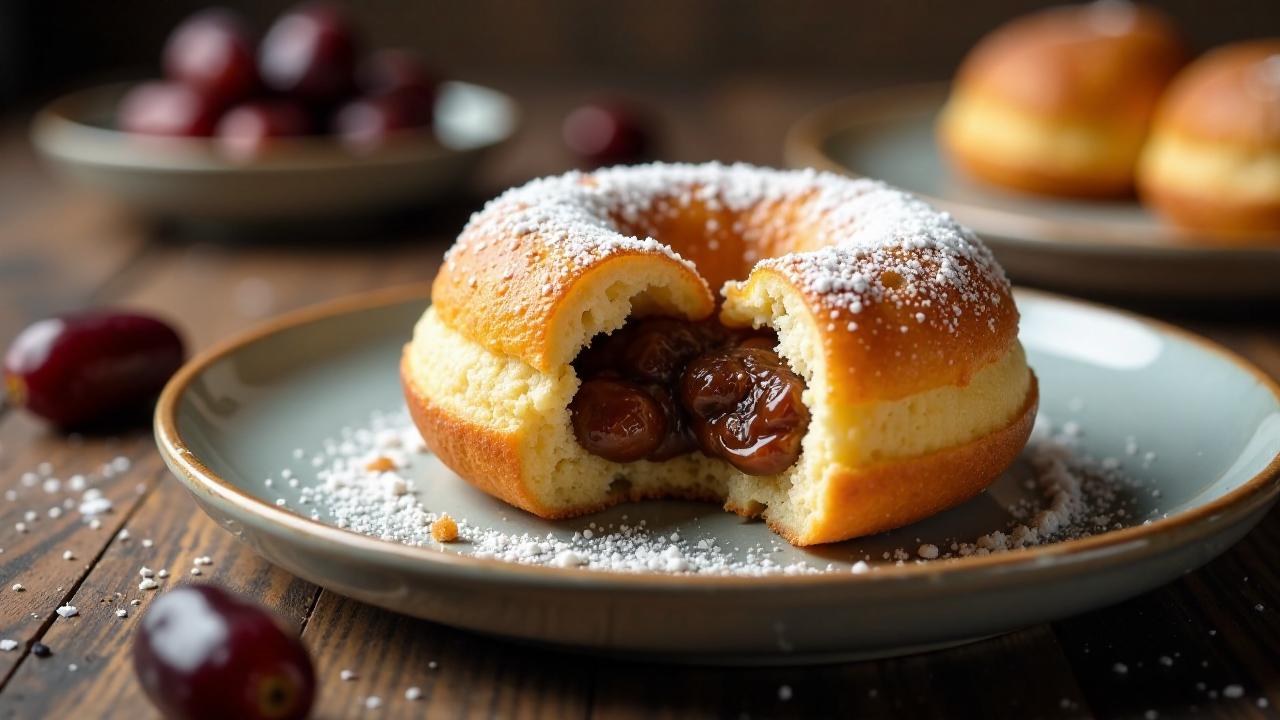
[
  {"left": 402, "top": 163, "right": 1038, "bottom": 546},
  {"left": 1137, "top": 39, "right": 1280, "bottom": 242},
  {"left": 938, "top": 2, "right": 1185, "bottom": 198}
]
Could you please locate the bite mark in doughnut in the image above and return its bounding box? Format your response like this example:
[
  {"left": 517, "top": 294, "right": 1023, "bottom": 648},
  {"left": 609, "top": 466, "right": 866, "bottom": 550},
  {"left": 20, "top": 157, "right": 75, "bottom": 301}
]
[
  {"left": 568, "top": 316, "right": 806, "bottom": 474},
  {"left": 403, "top": 162, "right": 1037, "bottom": 545}
]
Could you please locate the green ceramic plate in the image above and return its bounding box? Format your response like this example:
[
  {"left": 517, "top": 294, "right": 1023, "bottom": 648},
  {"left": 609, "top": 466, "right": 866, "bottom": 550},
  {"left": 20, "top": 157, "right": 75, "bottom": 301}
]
[
  {"left": 785, "top": 84, "right": 1280, "bottom": 299},
  {"left": 155, "top": 286, "right": 1280, "bottom": 663}
]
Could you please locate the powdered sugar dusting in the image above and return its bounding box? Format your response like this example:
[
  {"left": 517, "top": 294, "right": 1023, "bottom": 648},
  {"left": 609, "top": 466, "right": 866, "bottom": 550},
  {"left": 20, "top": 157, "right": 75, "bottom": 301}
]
[
  {"left": 280, "top": 407, "right": 1155, "bottom": 576},
  {"left": 746, "top": 185, "right": 1007, "bottom": 334},
  {"left": 444, "top": 163, "right": 1006, "bottom": 329}
]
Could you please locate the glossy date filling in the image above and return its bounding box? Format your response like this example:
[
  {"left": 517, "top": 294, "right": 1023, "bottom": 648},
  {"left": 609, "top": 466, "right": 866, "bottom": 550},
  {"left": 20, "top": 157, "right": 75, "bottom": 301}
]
[{"left": 569, "top": 317, "right": 810, "bottom": 476}]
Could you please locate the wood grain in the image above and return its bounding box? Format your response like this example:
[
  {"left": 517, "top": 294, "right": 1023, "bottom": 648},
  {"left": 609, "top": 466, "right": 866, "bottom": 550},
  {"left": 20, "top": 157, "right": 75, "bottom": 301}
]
[
  {"left": 585, "top": 626, "right": 1089, "bottom": 719},
  {"left": 0, "top": 416, "right": 156, "bottom": 686},
  {"left": 1053, "top": 510, "right": 1280, "bottom": 716},
  {"left": 0, "top": 465, "right": 317, "bottom": 720},
  {"left": 303, "top": 594, "right": 591, "bottom": 720},
  {"left": 0, "top": 191, "right": 146, "bottom": 348}
]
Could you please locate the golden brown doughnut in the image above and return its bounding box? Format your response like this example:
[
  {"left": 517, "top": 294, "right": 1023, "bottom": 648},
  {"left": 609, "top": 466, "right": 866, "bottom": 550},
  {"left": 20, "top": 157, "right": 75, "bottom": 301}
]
[
  {"left": 1138, "top": 39, "right": 1280, "bottom": 242},
  {"left": 403, "top": 163, "right": 1037, "bottom": 546},
  {"left": 938, "top": 2, "right": 1185, "bottom": 198}
]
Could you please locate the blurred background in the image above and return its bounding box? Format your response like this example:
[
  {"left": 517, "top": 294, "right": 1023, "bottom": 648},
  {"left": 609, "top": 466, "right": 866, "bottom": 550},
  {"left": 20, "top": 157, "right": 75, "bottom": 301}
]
[
  {"left": 2, "top": 0, "right": 1279, "bottom": 293},
  {"left": 4, "top": 0, "right": 1277, "bottom": 105}
]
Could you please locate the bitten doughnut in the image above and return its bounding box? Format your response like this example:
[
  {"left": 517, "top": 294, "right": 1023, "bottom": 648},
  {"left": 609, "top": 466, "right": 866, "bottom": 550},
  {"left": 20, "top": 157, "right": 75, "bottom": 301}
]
[
  {"left": 938, "top": 2, "right": 1184, "bottom": 198},
  {"left": 1138, "top": 39, "right": 1280, "bottom": 241},
  {"left": 402, "top": 163, "right": 1038, "bottom": 546}
]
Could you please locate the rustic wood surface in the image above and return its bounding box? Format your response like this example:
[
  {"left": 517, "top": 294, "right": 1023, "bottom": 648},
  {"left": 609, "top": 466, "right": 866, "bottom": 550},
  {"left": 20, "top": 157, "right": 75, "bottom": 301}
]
[{"left": 0, "top": 81, "right": 1277, "bottom": 720}]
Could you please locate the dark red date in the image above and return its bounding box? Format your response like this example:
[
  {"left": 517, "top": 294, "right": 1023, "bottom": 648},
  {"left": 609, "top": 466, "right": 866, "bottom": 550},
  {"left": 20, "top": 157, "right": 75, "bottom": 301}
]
[
  {"left": 569, "top": 316, "right": 805, "bottom": 473},
  {"left": 216, "top": 100, "right": 312, "bottom": 159},
  {"left": 4, "top": 311, "right": 185, "bottom": 429},
  {"left": 163, "top": 8, "right": 257, "bottom": 104},
  {"left": 332, "top": 90, "right": 432, "bottom": 151},
  {"left": 117, "top": 81, "right": 220, "bottom": 137},
  {"left": 258, "top": 2, "right": 358, "bottom": 103},
  {"left": 680, "top": 346, "right": 810, "bottom": 476},
  {"left": 133, "top": 584, "right": 315, "bottom": 720},
  {"left": 562, "top": 101, "right": 653, "bottom": 168},
  {"left": 570, "top": 378, "right": 667, "bottom": 463}
]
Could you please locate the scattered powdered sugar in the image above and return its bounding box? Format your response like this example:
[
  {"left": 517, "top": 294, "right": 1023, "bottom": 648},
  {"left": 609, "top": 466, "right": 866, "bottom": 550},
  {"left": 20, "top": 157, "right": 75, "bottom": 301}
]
[
  {"left": 289, "top": 407, "right": 1155, "bottom": 576},
  {"left": 935, "top": 415, "right": 1152, "bottom": 559},
  {"left": 3, "top": 459, "right": 124, "bottom": 541},
  {"left": 746, "top": 177, "right": 1007, "bottom": 326}
]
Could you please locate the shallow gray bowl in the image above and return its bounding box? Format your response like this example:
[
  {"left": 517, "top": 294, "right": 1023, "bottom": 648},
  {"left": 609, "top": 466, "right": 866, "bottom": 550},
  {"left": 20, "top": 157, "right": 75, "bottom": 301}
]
[
  {"left": 155, "top": 286, "right": 1280, "bottom": 664},
  {"left": 32, "top": 81, "right": 519, "bottom": 221}
]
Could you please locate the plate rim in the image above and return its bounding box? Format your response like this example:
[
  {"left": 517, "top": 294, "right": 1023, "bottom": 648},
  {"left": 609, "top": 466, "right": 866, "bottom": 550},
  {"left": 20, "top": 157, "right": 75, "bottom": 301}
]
[
  {"left": 783, "top": 82, "right": 1280, "bottom": 256},
  {"left": 154, "top": 283, "right": 1280, "bottom": 589}
]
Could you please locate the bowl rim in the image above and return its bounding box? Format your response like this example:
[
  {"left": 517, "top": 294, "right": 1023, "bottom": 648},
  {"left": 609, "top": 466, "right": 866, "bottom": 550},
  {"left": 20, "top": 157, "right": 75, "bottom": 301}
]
[
  {"left": 154, "top": 283, "right": 1280, "bottom": 590},
  {"left": 783, "top": 82, "right": 1280, "bottom": 255},
  {"left": 30, "top": 80, "right": 521, "bottom": 174}
]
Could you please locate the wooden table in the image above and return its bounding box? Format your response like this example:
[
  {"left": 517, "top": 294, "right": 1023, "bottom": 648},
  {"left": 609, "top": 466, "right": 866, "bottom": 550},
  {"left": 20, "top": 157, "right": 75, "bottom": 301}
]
[{"left": 0, "top": 79, "right": 1277, "bottom": 719}]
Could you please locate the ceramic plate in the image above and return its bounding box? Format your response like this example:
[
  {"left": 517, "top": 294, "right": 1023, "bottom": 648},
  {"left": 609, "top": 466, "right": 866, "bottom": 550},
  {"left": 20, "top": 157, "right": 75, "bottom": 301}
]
[
  {"left": 785, "top": 84, "right": 1280, "bottom": 299},
  {"left": 32, "top": 81, "right": 518, "bottom": 221},
  {"left": 155, "top": 286, "right": 1280, "bottom": 663}
]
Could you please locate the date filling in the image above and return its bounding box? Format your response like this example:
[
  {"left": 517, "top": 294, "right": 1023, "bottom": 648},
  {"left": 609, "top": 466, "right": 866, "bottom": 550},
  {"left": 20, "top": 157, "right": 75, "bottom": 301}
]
[{"left": 569, "top": 317, "right": 810, "bottom": 475}]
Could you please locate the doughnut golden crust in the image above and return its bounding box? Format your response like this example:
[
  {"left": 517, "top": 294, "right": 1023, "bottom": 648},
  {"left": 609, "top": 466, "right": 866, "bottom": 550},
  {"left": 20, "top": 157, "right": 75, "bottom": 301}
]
[
  {"left": 404, "top": 163, "right": 1037, "bottom": 546},
  {"left": 1137, "top": 40, "right": 1280, "bottom": 242},
  {"left": 938, "top": 2, "right": 1184, "bottom": 198}
]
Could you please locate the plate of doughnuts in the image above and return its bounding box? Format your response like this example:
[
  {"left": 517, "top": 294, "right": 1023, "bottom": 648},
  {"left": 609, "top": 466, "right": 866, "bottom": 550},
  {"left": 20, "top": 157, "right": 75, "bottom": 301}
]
[
  {"left": 156, "top": 163, "right": 1280, "bottom": 663},
  {"left": 786, "top": 3, "right": 1280, "bottom": 299}
]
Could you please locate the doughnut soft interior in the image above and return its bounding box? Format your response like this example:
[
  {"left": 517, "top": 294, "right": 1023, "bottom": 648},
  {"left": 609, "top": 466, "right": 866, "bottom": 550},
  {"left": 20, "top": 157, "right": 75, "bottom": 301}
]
[
  {"left": 403, "top": 163, "right": 1037, "bottom": 546},
  {"left": 937, "top": 2, "right": 1184, "bottom": 198}
]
